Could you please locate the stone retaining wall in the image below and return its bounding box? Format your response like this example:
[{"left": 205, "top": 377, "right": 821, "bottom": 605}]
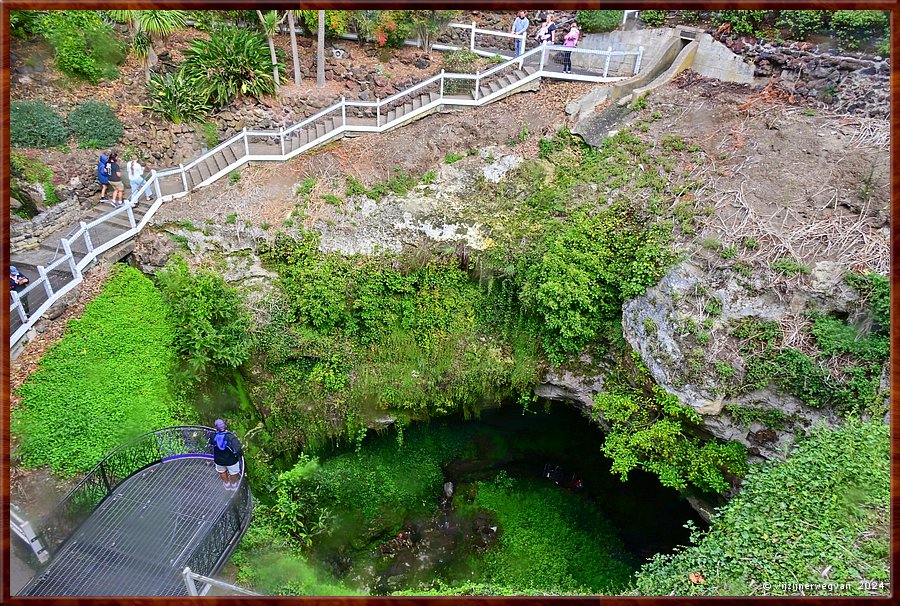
[{"left": 10, "top": 196, "right": 93, "bottom": 254}]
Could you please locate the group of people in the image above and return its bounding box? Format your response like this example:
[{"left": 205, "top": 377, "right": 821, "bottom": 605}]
[
  {"left": 97, "top": 151, "right": 153, "bottom": 208},
  {"left": 510, "top": 11, "right": 581, "bottom": 74}
]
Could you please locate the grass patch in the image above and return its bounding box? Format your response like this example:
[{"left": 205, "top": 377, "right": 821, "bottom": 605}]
[{"left": 12, "top": 265, "right": 191, "bottom": 475}]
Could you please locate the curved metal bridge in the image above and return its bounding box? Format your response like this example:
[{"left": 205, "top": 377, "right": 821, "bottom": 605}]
[{"left": 17, "top": 426, "right": 253, "bottom": 597}]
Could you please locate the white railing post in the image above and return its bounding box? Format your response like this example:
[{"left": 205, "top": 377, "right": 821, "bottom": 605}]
[
  {"left": 180, "top": 164, "right": 188, "bottom": 191},
  {"left": 62, "top": 238, "right": 81, "bottom": 280},
  {"left": 474, "top": 75, "right": 480, "bottom": 100},
  {"left": 539, "top": 46, "right": 546, "bottom": 71},
  {"left": 81, "top": 222, "right": 94, "bottom": 254},
  {"left": 37, "top": 265, "right": 53, "bottom": 298},
  {"left": 635, "top": 46, "right": 644, "bottom": 74},
  {"left": 11, "top": 291, "right": 27, "bottom": 322},
  {"left": 603, "top": 46, "right": 612, "bottom": 78},
  {"left": 341, "top": 97, "right": 346, "bottom": 126},
  {"left": 280, "top": 127, "right": 285, "bottom": 156},
  {"left": 470, "top": 21, "right": 476, "bottom": 51},
  {"left": 183, "top": 567, "right": 199, "bottom": 596},
  {"left": 519, "top": 33, "right": 526, "bottom": 68},
  {"left": 243, "top": 127, "right": 249, "bottom": 156},
  {"left": 152, "top": 170, "right": 161, "bottom": 200},
  {"left": 439, "top": 70, "right": 445, "bottom": 97},
  {"left": 126, "top": 202, "right": 136, "bottom": 228},
  {"left": 376, "top": 100, "right": 381, "bottom": 127}
]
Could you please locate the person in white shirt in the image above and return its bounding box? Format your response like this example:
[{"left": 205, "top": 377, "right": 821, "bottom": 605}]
[{"left": 127, "top": 156, "right": 152, "bottom": 203}]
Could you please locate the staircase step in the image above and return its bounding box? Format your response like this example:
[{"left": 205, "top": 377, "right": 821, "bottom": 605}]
[
  {"left": 512, "top": 69, "right": 527, "bottom": 80},
  {"left": 524, "top": 65, "right": 537, "bottom": 75},
  {"left": 488, "top": 80, "right": 501, "bottom": 94},
  {"left": 315, "top": 122, "right": 326, "bottom": 139},
  {"left": 196, "top": 161, "right": 211, "bottom": 181},
  {"left": 428, "top": 92, "right": 439, "bottom": 103},
  {"left": 204, "top": 158, "right": 220, "bottom": 178},
  {"left": 412, "top": 97, "right": 422, "bottom": 110},
  {"left": 187, "top": 168, "right": 203, "bottom": 188},
  {"left": 209, "top": 151, "right": 228, "bottom": 173},
  {"left": 479, "top": 86, "right": 491, "bottom": 99},
  {"left": 220, "top": 145, "right": 237, "bottom": 165},
  {"left": 387, "top": 109, "right": 397, "bottom": 122}
]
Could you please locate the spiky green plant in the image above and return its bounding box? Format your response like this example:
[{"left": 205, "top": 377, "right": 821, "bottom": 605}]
[
  {"left": 180, "top": 26, "right": 279, "bottom": 107},
  {"left": 144, "top": 72, "right": 211, "bottom": 124}
]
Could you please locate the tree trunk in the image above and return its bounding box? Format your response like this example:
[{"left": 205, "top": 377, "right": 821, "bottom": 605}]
[
  {"left": 268, "top": 36, "right": 280, "bottom": 88},
  {"left": 316, "top": 10, "right": 325, "bottom": 88},
  {"left": 288, "top": 11, "right": 301, "bottom": 85},
  {"left": 257, "top": 10, "right": 281, "bottom": 89},
  {"left": 144, "top": 45, "right": 158, "bottom": 83}
]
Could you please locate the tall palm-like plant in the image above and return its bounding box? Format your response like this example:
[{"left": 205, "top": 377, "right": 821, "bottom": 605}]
[
  {"left": 286, "top": 10, "right": 302, "bottom": 85},
  {"left": 257, "top": 10, "right": 287, "bottom": 90},
  {"left": 106, "top": 10, "right": 186, "bottom": 82},
  {"left": 137, "top": 10, "right": 186, "bottom": 50},
  {"left": 317, "top": 10, "right": 325, "bottom": 88}
]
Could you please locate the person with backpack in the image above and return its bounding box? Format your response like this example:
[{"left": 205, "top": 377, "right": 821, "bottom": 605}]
[
  {"left": 107, "top": 152, "right": 125, "bottom": 207},
  {"left": 208, "top": 419, "right": 244, "bottom": 490},
  {"left": 97, "top": 153, "right": 111, "bottom": 203}
]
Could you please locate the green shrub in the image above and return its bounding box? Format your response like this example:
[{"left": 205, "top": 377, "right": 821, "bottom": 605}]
[
  {"left": 145, "top": 72, "right": 211, "bottom": 124},
  {"left": 577, "top": 10, "right": 625, "bottom": 33},
  {"left": 10, "top": 152, "right": 59, "bottom": 206},
  {"left": 593, "top": 385, "right": 747, "bottom": 493},
  {"left": 444, "top": 151, "right": 465, "bottom": 164},
  {"left": 10, "top": 101, "right": 68, "bottom": 148},
  {"left": 67, "top": 101, "right": 122, "bottom": 148},
  {"left": 635, "top": 420, "right": 889, "bottom": 596},
  {"left": 35, "top": 10, "right": 124, "bottom": 83},
  {"left": 200, "top": 121, "right": 219, "bottom": 148},
  {"left": 775, "top": 10, "right": 826, "bottom": 39},
  {"left": 518, "top": 206, "right": 677, "bottom": 362},
  {"left": 713, "top": 10, "right": 774, "bottom": 37},
  {"left": 640, "top": 10, "right": 668, "bottom": 28},
  {"left": 155, "top": 257, "right": 253, "bottom": 381},
  {"left": 12, "top": 266, "right": 188, "bottom": 475},
  {"left": 442, "top": 49, "right": 479, "bottom": 94},
  {"left": 830, "top": 10, "right": 889, "bottom": 49},
  {"left": 181, "top": 25, "right": 279, "bottom": 107},
  {"left": 770, "top": 258, "right": 809, "bottom": 276}
]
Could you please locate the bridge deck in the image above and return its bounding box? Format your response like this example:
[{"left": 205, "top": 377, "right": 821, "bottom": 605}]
[{"left": 22, "top": 456, "right": 239, "bottom": 596}]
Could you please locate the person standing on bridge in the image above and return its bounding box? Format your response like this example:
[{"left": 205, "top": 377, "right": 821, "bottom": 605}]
[
  {"left": 510, "top": 11, "right": 530, "bottom": 57},
  {"left": 209, "top": 419, "right": 243, "bottom": 491}
]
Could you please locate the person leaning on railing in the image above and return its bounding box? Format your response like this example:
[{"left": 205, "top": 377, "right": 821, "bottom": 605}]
[{"left": 511, "top": 11, "right": 529, "bottom": 56}]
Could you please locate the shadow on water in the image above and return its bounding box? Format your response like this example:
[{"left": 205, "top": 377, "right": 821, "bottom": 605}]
[{"left": 441, "top": 403, "right": 708, "bottom": 559}]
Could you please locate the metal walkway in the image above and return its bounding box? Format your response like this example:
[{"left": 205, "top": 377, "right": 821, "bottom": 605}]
[{"left": 17, "top": 427, "right": 252, "bottom": 597}]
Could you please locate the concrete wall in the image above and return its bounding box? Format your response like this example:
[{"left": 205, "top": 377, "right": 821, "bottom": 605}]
[
  {"left": 628, "top": 39, "right": 700, "bottom": 104},
  {"left": 691, "top": 33, "right": 754, "bottom": 84},
  {"left": 580, "top": 29, "right": 678, "bottom": 76}
]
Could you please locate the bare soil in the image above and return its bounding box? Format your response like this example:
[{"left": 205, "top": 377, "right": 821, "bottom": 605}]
[{"left": 643, "top": 71, "right": 889, "bottom": 275}]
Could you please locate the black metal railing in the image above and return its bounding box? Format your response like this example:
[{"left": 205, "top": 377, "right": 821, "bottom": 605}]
[
  {"left": 185, "top": 472, "right": 253, "bottom": 578},
  {"left": 32, "top": 426, "right": 250, "bottom": 562}
]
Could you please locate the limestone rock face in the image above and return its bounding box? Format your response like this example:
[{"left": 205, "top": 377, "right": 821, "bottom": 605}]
[{"left": 620, "top": 260, "right": 861, "bottom": 460}]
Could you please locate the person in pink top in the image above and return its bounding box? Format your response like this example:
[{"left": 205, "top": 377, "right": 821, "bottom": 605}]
[{"left": 562, "top": 21, "right": 580, "bottom": 74}]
